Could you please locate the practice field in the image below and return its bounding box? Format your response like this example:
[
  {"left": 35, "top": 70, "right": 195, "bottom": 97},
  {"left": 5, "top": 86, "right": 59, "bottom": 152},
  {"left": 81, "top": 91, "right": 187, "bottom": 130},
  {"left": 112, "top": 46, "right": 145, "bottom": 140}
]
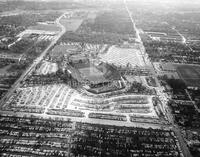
[{"left": 175, "top": 64, "right": 200, "bottom": 88}]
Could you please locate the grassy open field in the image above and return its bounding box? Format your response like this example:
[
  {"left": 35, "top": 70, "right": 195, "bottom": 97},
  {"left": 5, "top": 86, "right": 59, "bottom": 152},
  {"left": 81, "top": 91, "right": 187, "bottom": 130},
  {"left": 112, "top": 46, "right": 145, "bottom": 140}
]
[
  {"left": 175, "top": 64, "right": 200, "bottom": 88},
  {"left": 29, "top": 23, "right": 60, "bottom": 32},
  {"left": 60, "top": 18, "right": 83, "bottom": 32}
]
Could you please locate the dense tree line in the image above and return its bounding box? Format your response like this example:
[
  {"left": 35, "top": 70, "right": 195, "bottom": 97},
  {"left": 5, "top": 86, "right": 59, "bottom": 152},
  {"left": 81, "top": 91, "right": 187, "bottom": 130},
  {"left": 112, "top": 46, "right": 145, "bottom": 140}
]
[
  {"left": 0, "top": 12, "right": 61, "bottom": 28},
  {"left": 0, "top": 25, "right": 24, "bottom": 37},
  {"left": 10, "top": 38, "right": 34, "bottom": 54},
  {"left": 0, "top": 0, "right": 88, "bottom": 12},
  {"left": 61, "top": 32, "right": 130, "bottom": 45},
  {"left": 81, "top": 11, "right": 136, "bottom": 35}
]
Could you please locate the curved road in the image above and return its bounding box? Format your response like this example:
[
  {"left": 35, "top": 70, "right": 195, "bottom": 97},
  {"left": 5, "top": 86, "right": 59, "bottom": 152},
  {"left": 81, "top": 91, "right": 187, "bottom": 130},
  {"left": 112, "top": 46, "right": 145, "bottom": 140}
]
[{"left": 0, "top": 13, "right": 67, "bottom": 107}]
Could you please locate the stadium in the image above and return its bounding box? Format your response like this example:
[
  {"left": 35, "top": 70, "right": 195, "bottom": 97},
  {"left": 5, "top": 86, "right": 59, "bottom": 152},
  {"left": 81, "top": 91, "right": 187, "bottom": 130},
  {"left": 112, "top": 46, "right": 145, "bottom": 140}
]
[{"left": 66, "top": 54, "right": 124, "bottom": 94}]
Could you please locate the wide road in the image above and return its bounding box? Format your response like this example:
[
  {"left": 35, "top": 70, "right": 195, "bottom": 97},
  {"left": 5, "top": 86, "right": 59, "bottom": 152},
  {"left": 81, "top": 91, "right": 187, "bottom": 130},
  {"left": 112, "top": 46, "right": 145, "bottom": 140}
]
[
  {"left": 123, "top": 1, "right": 192, "bottom": 157},
  {"left": 123, "top": 0, "right": 141, "bottom": 43},
  {"left": 0, "top": 12, "right": 67, "bottom": 108}
]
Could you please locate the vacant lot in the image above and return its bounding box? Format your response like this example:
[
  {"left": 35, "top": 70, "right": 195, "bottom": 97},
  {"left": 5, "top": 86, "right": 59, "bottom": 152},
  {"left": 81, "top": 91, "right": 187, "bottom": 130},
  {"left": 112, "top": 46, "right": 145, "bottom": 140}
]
[{"left": 176, "top": 64, "right": 200, "bottom": 87}]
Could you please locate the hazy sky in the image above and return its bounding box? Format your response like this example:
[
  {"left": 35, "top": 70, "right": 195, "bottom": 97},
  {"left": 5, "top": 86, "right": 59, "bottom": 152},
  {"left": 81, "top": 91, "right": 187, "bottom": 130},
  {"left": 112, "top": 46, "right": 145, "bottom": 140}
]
[
  {"left": 8, "top": 0, "right": 200, "bottom": 1},
  {"left": 2, "top": 0, "right": 200, "bottom": 5}
]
